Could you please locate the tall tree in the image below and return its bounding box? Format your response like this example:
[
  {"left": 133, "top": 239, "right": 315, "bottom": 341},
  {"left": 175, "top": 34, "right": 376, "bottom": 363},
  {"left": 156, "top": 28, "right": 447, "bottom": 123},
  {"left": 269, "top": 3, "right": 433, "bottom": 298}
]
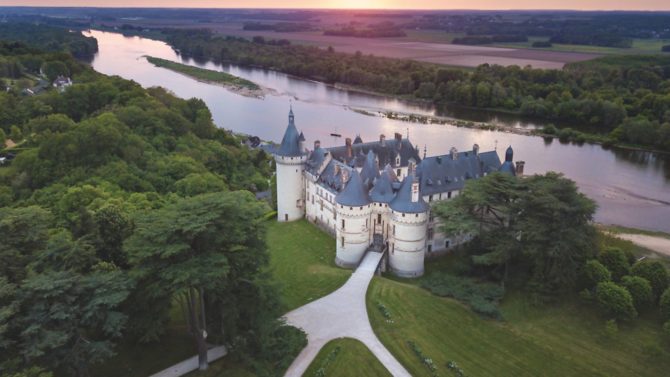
[
  {"left": 125, "top": 191, "right": 269, "bottom": 370},
  {"left": 435, "top": 172, "right": 597, "bottom": 293}
]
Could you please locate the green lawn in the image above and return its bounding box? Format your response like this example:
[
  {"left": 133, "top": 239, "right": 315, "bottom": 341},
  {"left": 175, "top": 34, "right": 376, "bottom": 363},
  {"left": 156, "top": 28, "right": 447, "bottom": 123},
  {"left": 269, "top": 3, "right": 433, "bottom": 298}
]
[
  {"left": 303, "top": 338, "right": 392, "bottom": 377},
  {"left": 368, "top": 276, "right": 670, "bottom": 377},
  {"left": 492, "top": 37, "right": 670, "bottom": 55},
  {"left": 267, "top": 220, "right": 351, "bottom": 312},
  {"left": 145, "top": 56, "right": 260, "bottom": 90}
]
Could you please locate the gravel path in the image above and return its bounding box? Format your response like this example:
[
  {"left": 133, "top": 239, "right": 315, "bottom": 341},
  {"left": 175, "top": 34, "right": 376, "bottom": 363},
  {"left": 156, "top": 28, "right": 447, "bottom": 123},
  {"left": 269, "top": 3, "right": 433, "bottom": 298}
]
[
  {"left": 615, "top": 233, "right": 670, "bottom": 257},
  {"left": 283, "top": 251, "right": 410, "bottom": 377}
]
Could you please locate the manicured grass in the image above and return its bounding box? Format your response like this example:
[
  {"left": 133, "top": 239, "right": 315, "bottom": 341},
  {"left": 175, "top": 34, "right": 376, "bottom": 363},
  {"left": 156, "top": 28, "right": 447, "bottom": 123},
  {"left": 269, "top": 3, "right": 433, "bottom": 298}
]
[
  {"left": 145, "top": 56, "right": 260, "bottom": 90},
  {"left": 367, "top": 276, "right": 670, "bottom": 377},
  {"left": 266, "top": 220, "right": 351, "bottom": 312},
  {"left": 303, "top": 338, "right": 392, "bottom": 377}
]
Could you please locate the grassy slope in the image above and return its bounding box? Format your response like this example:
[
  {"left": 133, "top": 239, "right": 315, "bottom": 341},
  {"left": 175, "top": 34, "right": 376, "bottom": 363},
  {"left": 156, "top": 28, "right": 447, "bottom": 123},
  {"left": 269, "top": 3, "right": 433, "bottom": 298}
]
[
  {"left": 145, "top": 56, "right": 260, "bottom": 90},
  {"left": 267, "top": 220, "right": 351, "bottom": 312},
  {"left": 303, "top": 338, "right": 392, "bottom": 377},
  {"left": 368, "top": 270, "right": 670, "bottom": 377}
]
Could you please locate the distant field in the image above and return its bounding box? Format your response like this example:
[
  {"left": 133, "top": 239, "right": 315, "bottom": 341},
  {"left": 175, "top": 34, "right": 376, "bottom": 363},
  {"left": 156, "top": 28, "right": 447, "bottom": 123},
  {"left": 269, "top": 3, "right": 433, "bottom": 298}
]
[{"left": 492, "top": 37, "right": 670, "bottom": 55}]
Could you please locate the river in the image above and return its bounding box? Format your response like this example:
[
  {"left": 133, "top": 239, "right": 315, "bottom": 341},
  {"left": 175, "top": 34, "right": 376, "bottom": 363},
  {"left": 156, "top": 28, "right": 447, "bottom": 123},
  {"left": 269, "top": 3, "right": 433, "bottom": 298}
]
[{"left": 83, "top": 29, "right": 670, "bottom": 233}]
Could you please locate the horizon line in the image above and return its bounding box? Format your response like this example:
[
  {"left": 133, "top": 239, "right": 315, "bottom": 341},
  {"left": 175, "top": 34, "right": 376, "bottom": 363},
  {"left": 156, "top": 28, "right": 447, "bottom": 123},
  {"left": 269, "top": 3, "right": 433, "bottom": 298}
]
[{"left": 2, "top": 6, "right": 670, "bottom": 12}]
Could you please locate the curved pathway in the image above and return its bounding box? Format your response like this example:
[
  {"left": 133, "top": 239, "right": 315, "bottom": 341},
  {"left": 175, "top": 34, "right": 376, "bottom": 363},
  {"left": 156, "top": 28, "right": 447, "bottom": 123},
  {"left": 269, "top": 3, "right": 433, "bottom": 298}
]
[{"left": 283, "top": 252, "right": 410, "bottom": 377}]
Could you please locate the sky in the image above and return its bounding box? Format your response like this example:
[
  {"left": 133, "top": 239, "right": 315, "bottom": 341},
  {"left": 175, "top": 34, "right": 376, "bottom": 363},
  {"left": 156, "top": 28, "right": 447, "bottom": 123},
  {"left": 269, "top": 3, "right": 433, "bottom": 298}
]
[{"left": 1, "top": 0, "right": 669, "bottom": 11}]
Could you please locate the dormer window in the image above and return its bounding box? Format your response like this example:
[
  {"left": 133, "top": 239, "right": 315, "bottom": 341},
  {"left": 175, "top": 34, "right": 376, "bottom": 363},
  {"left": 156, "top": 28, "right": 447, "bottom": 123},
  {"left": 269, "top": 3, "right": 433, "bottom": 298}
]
[{"left": 395, "top": 156, "right": 400, "bottom": 166}]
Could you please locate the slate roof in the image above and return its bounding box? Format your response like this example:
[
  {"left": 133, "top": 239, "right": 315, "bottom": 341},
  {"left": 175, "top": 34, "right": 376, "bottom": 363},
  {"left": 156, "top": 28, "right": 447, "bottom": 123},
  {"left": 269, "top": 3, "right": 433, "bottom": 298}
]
[
  {"left": 360, "top": 149, "right": 380, "bottom": 188},
  {"left": 336, "top": 169, "right": 371, "bottom": 206},
  {"left": 327, "top": 137, "right": 420, "bottom": 168},
  {"left": 276, "top": 110, "right": 304, "bottom": 157},
  {"left": 369, "top": 170, "right": 395, "bottom": 203},
  {"left": 499, "top": 146, "right": 516, "bottom": 175},
  {"left": 306, "top": 146, "right": 327, "bottom": 174},
  {"left": 416, "top": 149, "right": 501, "bottom": 195},
  {"left": 389, "top": 173, "right": 429, "bottom": 213}
]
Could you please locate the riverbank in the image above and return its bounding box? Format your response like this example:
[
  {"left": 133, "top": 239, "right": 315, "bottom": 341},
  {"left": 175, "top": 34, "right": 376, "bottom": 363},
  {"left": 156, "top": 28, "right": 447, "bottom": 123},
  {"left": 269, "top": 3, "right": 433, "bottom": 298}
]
[{"left": 145, "top": 56, "right": 270, "bottom": 98}]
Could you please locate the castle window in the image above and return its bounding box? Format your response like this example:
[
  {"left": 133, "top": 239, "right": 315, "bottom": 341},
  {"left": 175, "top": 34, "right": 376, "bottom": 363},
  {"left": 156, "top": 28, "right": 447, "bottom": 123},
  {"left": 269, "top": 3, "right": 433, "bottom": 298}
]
[
  {"left": 397, "top": 169, "right": 401, "bottom": 177},
  {"left": 415, "top": 214, "right": 418, "bottom": 218},
  {"left": 445, "top": 240, "right": 451, "bottom": 248},
  {"left": 429, "top": 195, "right": 433, "bottom": 202},
  {"left": 341, "top": 237, "right": 344, "bottom": 247},
  {"left": 402, "top": 213, "right": 405, "bottom": 217},
  {"left": 393, "top": 225, "right": 396, "bottom": 235},
  {"left": 365, "top": 219, "right": 368, "bottom": 228},
  {"left": 391, "top": 243, "right": 394, "bottom": 254},
  {"left": 377, "top": 214, "right": 381, "bottom": 223},
  {"left": 341, "top": 219, "right": 345, "bottom": 230},
  {"left": 428, "top": 228, "right": 434, "bottom": 240},
  {"left": 360, "top": 206, "right": 363, "bottom": 210},
  {"left": 427, "top": 245, "right": 432, "bottom": 253},
  {"left": 448, "top": 191, "right": 452, "bottom": 199}
]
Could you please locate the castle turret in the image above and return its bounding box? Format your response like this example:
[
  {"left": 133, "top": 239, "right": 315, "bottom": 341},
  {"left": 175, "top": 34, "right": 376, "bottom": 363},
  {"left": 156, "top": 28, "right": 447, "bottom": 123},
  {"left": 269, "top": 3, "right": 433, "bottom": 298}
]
[
  {"left": 499, "top": 146, "right": 516, "bottom": 176},
  {"left": 388, "top": 173, "right": 428, "bottom": 277},
  {"left": 335, "top": 169, "right": 372, "bottom": 268},
  {"left": 274, "top": 108, "right": 307, "bottom": 222}
]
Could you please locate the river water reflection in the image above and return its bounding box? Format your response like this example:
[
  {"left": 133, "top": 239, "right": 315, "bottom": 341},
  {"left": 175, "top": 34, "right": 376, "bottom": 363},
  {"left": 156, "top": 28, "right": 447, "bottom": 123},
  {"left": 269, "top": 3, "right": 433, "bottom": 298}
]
[{"left": 84, "top": 30, "right": 670, "bottom": 232}]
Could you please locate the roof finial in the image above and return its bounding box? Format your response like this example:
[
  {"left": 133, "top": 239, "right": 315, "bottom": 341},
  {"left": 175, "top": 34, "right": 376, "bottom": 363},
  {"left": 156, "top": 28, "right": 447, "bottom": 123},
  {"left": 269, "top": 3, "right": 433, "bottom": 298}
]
[
  {"left": 288, "top": 100, "right": 294, "bottom": 123},
  {"left": 406, "top": 127, "right": 409, "bottom": 139}
]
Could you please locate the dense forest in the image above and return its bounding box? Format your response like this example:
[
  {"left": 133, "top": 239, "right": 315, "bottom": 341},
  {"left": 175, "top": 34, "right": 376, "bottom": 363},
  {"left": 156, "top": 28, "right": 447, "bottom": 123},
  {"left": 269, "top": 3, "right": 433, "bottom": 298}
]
[
  {"left": 0, "top": 23, "right": 98, "bottom": 59},
  {"left": 164, "top": 29, "right": 670, "bottom": 151},
  {"left": 0, "top": 29, "right": 305, "bottom": 377}
]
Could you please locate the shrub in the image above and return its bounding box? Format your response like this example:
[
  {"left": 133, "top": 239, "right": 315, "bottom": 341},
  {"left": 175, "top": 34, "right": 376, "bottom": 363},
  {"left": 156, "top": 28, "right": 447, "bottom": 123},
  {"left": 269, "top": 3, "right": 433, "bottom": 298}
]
[
  {"left": 621, "top": 275, "right": 654, "bottom": 311},
  {"left": 595, "top": 282, "right": 637, "bottom": 321},
  {"left": 422, "top": 273, "right": 504, "bottom": 319},
  {"left": 632, "top": 260, "right": 669, "bottom": 299},
  {"left": 532, "top": 41, "right": 553, "bottom": 48},
  {"left": 599, "top": 247, "right": 630, "bottom": 281},
  {"left": 661, "top": 288, "right": 670, "bottom": 321},
  {"left": 604, "top": 319, "right": 618, "bottom": 339},
  {"left": 582, "top": 260, "right": 611, "bottom": 288}
]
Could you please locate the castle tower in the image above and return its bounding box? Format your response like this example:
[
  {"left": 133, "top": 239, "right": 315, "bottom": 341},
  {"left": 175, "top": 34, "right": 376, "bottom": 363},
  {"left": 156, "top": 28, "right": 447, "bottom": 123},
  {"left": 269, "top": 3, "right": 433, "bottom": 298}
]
[
  {"left": 499, "top": 146, "right": 516, "bottom": 175},
  {"left": 370, "top": 166, "right": 395, "bottom": 241},
  {"left": 388, "top": 173, "right": 428, "bottom": 277},
  {"left": 335, "top": 169, "right": 372, "bottom": 268},
  {"left": 274, "top": 108, "right": 307, "bottom": 222}
]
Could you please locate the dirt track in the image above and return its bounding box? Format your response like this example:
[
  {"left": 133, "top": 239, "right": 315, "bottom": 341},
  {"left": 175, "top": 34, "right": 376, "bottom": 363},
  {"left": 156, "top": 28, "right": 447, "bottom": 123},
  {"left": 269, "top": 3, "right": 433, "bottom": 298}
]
[{"left": 616, "top": 233, "right": 670, "bottom": 257}]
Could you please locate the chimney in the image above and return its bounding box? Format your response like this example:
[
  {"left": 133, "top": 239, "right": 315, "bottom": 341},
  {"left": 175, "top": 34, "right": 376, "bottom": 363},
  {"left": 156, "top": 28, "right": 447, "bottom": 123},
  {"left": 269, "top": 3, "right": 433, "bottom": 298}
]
[
  {"left": 345, "top": 138, "right": 353, "bottom": 158},
  {"left": 450, "top": 147, "right": 458, "bottom": 160},
  {"left": 515, "top": 161, "right": 525, "bottom": 176},
  {"left": 380, "top": 134, "right": 386, "bottom": 147},
  {"left": 341, "top": 168, "right": 349, "bottom": 189},
  {"left": 394, "top": 133, "right": 402, "bottom": 151},
  {"left": 314, "top": 140, "right": 321, "bottom": 149},
  {"left": 411, "top": 177, "right": 420, "bottom": 203},
  {"left": 473, "top": 143, "right": 479, "bottom": 156}
]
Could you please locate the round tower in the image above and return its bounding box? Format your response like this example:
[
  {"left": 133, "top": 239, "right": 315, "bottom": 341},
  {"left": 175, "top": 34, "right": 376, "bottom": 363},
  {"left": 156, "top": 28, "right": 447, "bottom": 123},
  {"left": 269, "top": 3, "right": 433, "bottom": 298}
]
[
  {"left": 388, "top": 173, "right": 428, "bottom": 277},
  {"left": 274, "top": 108, "right": 307, "bottom": 222},
  {"left": 335, "top": 169, "right": 372, "bottom": 268}
]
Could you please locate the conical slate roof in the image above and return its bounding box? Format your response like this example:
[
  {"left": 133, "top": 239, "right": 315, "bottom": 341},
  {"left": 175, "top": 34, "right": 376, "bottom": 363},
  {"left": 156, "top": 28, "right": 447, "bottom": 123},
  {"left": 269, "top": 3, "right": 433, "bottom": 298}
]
[
  {"left": 353, "top": 135, "right": 363, "bottom": 144},
  {"left": 336, "top": 170, "right": 371, "bottom": 206},
  {"left": 370, "top": 170, "right": 395, "bottom": 203},
  {"left": 390, "top": 173, "right": 428, "bottom": 213},
  {"left": 360, "top": 150, "right": 380, "bottom": 185},
  {"left": 276, "top": 110, "right": 303, "bottom": 157},
  {"left": 499, "top": 145, "right": 516, "bottom": 175}
]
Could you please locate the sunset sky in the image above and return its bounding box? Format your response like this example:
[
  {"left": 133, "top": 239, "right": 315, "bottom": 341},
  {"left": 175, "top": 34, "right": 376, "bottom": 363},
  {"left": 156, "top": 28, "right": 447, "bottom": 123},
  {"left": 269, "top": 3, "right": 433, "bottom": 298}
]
[{"left": 1, "top": 0, "right": 669, "bottom": 11}]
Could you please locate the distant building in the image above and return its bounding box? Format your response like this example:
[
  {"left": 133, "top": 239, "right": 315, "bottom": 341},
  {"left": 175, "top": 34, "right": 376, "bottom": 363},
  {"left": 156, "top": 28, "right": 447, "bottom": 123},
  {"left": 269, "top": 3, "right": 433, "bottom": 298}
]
[
  {"left": 272, "top": 108, "right": 522, "bottom": 278},
  {"left": 53, "top": 76, "right": 72, "bottom": 93}
]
